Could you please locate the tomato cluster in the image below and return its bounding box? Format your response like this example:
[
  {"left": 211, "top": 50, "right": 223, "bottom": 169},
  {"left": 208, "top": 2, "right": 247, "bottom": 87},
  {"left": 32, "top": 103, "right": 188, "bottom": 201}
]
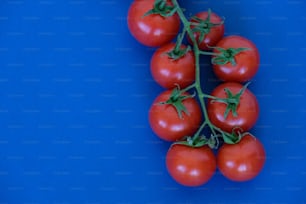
[{"left": 128, "top": 0, "right": 265, "bottom": 187}]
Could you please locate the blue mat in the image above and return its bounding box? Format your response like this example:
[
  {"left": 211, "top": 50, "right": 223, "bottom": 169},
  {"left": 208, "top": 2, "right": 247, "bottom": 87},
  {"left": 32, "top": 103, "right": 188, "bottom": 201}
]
[{"left": 0, "top": 0, "right": 305, "bottom": 203}]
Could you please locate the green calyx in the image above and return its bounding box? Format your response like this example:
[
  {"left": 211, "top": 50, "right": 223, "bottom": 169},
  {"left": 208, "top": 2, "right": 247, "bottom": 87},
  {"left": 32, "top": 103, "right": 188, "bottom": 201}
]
[
  {"left": 160, "top": 86, "right": 194, "bottom": 119},
  {"left": 211, "top": 82, "right": 251, "bottom": 119},
  {"left": 174, "top": 129, "right": 244, "bottom": 148},
  {"left": 191, "top": 9, "right": 224, "bottom": 44},
  {"left": 212, "top": 47, "right": 249, "bottom": 66},
  {"left": 222, "top": 128, "right": 252, "bottom": 144},
  {"left": 222, "top": 130, "right": 242, "bottom": 144},
  {"left": 167, "top": 45, "right": 190, "bottom": 60},
  {"left": 166, "top": 31, "right": 191, "bottom": 60},
  {"left": 173, "top": 133, "right": 220, "bottom": 148},
  {"left": 174, "top": 135, "right": 208, "bottom": 147},
  {"left": 144, "top": 0, "right": 178, "bottom": 18}
]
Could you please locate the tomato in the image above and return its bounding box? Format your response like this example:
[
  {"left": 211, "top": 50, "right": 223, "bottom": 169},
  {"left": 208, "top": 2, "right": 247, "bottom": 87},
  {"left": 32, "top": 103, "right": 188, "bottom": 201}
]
[
  {"left": 217, "top": 134, "right": 265, "bottom": 181},
  {"left": 166, "top": 144, "right": 216, "bottom": 186},
  {"left": 207, "top": 82, "right": 259, "bottom": 133},
  {"left": 149, "top": 90, "right": 202, "bottom": 142},
  {"left": 188, "top": 10, "right": 224, "bottom": 50},
  {"left": 212, "top": 35, "right": 260, "bottom": 82},
  {"left": 127, "top": 0, "right": 180, "bottom": 47},
  {"left": 150, "top": 43, "right": 195, "bottom": 89}
]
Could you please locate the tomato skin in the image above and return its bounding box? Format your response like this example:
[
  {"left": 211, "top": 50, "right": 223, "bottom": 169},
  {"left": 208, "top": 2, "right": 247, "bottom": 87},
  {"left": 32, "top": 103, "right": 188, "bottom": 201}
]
[
  {"left": 166, "top": 144, "right": 216, "bottom": 186},
  {"left": 213, "top": 35, "right": 260, "bottom": 82},
  {"left": 149, "top": 90, "right": 202, "bottom": 142},
  {"left": 150, "top": 43, "right": 195, "bottom": 89},
  {"left": 188, "top": 11, "right": 224, "bottom": 50},
  {"left": 207, "top": 82, "right": 259, "bottom": 133},
  {"left": 217, "top": 134, "right": 266, "bottom": 181},
  {"left": 127, "top": 0, "right": 180, "bottom": 47}
]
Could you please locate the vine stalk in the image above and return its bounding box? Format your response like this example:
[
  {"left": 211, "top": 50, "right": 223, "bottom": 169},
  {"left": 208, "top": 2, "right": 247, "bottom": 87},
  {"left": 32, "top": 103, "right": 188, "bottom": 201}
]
[
  {"left": 172, "top": 0, "right": 218, "bottom": 142},
  {"left": 171, "top": 0, "right": 239, "bottom": 146}
]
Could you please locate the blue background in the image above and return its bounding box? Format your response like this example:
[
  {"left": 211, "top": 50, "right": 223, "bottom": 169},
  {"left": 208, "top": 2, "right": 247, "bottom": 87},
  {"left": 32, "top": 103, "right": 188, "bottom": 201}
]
[{"left": 0, "top": 0, "right": 305, "bottom": 203}]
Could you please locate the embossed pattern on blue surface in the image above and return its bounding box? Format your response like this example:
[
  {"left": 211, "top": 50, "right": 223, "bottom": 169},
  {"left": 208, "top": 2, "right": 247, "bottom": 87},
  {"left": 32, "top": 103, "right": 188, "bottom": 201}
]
[{"left": 0, "top": 0, "right": 305, "bottom": 203}]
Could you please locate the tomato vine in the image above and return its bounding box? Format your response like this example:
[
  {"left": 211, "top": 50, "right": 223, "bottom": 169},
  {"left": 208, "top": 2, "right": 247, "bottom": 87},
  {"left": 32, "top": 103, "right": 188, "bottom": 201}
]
[
  {"left": 128, "top": 0, "right": 265, "bottom": 186},
  {"left": 171, "top": 0, "right": 249, "bottom": 147}
]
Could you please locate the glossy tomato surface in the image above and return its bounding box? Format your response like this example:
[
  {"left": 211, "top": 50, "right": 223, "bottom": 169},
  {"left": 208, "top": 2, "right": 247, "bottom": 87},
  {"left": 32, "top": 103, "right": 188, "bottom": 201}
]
[
  {"left": 207, "top": 82, "right": 259, "bottom": 133},
  {"left": 212, "top": 35, "right": 260, "bottom": 82},
  {"left": 127, "top": 0, "right": 180, "bottom": 47},
  {"left": 166, "top": 144, "right": 216, "bottom": 186},
  {"left": 149, "top": 90, "right": 202, "bottom": 142},
  {"left": 217, "top": 134, "right": 266, "bottom": 181},
  {"left": 150, "top": 43, "right": 195, "bottom": 89}
]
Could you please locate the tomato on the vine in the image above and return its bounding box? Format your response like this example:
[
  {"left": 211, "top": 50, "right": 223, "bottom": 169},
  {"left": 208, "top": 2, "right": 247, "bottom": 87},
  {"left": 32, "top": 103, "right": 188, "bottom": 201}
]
[
  {"left": 188, "top": 10, "right": 224, "bottom": 50},
  {"left": 150, "top": 43, "right": 195, "bottom": 89},
  {"left": 207, "top": 82, "right": 259, "bottom": 133},
  {"left": 149, "top": 90, "right": 202, "bottom": 142},
  {"left": 127, "top": 0, "right": 180, "bottom": 47},
  {"left": 217, "top": 134, "right": 266, "bottom": 181},
  {"left": 166, "top": 144, "right": 216, "bottom": 186},
  {"left": 212, "top": 35, "right": 260, "bottom": 82},
  {"left": 127, "top": 0, "right": 265, "bottom": 186}
]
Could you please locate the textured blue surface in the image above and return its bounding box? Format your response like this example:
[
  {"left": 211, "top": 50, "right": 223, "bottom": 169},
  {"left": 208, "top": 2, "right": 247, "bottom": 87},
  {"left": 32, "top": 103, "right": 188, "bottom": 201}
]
[{"left": 0, "top": 0, "right": 306, "bottom": 203}]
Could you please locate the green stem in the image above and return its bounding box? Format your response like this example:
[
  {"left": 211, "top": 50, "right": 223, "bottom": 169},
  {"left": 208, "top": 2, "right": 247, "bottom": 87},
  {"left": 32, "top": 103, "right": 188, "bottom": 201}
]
[
  {"left": 193, "top": 121, "right": 207, "bottom": 140},
  {"left": 173, "top": 0, "right": 218, "bottom": 141},
  {"left": 174, "top": 28, "right": 187, "bottom": 53},
  {"left": 199, "top": 50, "right": 221, "bottom": 56},
  {"left": 158, "top": 0, "right": 166, "bottom": 10},
  {"left": 200, "top": 93, "right": 219, "bottom": 100},
  {"left": 180, "top": 83, "right": 195, "bottom": 93},
  {"left": 172, "top": 0, "right": 235, "bottom": 146}
]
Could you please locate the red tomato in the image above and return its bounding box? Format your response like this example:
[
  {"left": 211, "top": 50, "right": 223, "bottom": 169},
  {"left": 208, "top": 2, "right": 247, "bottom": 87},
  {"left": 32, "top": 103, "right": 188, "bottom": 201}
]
[
  {"left": 166, "top": 144, "right": 216, "bottom": 186},
  {"left": 150, "top": 43, "right": 195, "bottom": 89},
  {"left": 188, "top": 11, "right": 224, "bottom": 50},
  {"left": 207, "top": 82, "right": 259, "bottom": 133},
  {"left": 217, "top": 134, "right": 266, "bottom": 181},
  {"left": 149, "top": 90, "right": 202, "bottom": 142},
  {"left": 127, "top": 0, "right": 180, "bottom": 47},
  {"left": 212, "top": 35, "right": 260, "bottom": 82}
]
